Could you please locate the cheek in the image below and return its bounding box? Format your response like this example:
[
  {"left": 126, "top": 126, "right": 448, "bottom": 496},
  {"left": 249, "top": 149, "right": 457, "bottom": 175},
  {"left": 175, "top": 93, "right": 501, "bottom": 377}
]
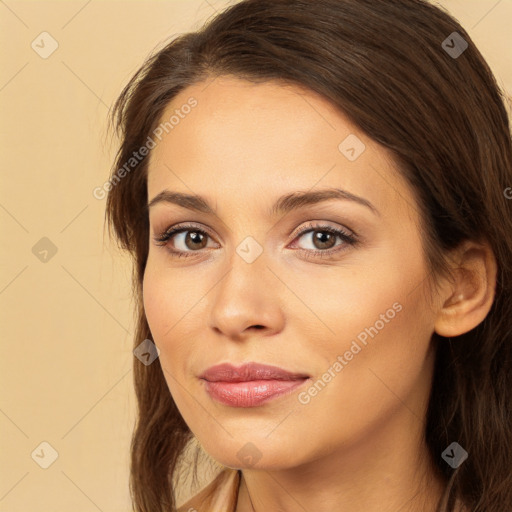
[
  {"left": 142, "top": 262, "right": 203, "bottom": 376},
  {"left": 142, "top": 268, "right": 164, "bottom": 338},
  {"left": 302, "top": 270, "right": 434, "bottom": 433},
  {"left": 142, "top": 266, "right": 197, "bottom": 411},
  {"left": 142, "top": 265, "right": 185, "bottom": 382},
  {"left": 142, "top": 260, "right": 184, "bottom": 341},
  {"left": 297, "top": 243, "right": 434, "bottom": 404}
]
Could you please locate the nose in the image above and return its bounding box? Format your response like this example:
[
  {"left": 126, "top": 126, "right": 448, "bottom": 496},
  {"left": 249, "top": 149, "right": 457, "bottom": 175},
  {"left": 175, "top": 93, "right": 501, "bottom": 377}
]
[{"left": 208, "top": 249, "right": 285, "bottom": 341}]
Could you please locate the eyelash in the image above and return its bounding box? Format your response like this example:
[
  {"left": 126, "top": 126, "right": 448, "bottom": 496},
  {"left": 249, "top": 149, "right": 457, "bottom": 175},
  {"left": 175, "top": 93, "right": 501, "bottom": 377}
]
[{"left": 152, "top": 221, "right": 359, "bottom": 260}]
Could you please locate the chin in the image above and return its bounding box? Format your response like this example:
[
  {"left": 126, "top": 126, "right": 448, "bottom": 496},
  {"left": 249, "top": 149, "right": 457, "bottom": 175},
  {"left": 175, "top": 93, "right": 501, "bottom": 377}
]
[{"left": 201, "top": 439, "right": 305, "bottom": 471}]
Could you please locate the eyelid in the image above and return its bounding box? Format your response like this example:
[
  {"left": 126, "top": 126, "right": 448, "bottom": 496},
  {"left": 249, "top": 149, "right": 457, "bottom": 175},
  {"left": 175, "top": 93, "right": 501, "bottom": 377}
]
[
  {"left": 152, "top": 220, "right": 359, "bottom": 257},
  {"left": 152, "top": 222, "right": 218, "bottom": 246},
  {"left": 288, "top": 221, "right": 358, "bottom": 254},
  {"left": 290, "top": 220, "right": 355, "bottom": 239}
]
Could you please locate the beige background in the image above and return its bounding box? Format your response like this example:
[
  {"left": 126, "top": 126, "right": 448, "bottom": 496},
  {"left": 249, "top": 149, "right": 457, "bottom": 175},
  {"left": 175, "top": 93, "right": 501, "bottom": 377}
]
[{"left": 0, "top": 1, "right": 511, "bottom": 511}]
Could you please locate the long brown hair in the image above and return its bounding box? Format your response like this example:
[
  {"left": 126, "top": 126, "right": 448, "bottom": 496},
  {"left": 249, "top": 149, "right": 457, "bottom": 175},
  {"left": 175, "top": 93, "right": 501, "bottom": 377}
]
[{"left": 105, "top": 1, "right": 512, "bottom": 510}]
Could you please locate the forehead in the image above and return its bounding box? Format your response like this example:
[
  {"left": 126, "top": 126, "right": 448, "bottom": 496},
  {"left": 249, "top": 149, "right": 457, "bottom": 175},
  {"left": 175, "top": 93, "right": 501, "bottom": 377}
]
[{"left": 146, "top": 76, "right": 414, "bottom": 221}]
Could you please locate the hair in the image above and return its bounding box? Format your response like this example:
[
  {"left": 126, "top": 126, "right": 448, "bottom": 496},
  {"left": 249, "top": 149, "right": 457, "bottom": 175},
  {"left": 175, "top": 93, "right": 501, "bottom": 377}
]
[{"left": 105, "top": 0, "right": 512, "bottom": 510}]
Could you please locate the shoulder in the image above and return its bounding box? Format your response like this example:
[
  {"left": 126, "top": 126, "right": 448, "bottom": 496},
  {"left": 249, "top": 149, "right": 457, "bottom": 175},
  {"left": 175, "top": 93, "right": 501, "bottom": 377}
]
[{"left": 177, "top": 468, "right": 241, "bottom": 512}]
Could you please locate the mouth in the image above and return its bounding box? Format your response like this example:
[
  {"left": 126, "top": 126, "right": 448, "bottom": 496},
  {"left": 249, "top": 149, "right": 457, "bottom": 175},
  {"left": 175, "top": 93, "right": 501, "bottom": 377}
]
[
  {"left": 199, "top": 362, "right": 311, "bottom": 407},
  {"left": 199, "top": 362, "right": 310, "bottom": 382}
]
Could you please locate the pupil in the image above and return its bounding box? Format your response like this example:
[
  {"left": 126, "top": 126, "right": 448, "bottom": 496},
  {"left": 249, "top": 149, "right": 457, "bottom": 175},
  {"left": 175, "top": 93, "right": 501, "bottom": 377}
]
[
  {"left": 188, "top": 232, "right": 205, "bottom": 249},
  {"left": 314, "top": 231, "right": 335, "bottom": 249}
]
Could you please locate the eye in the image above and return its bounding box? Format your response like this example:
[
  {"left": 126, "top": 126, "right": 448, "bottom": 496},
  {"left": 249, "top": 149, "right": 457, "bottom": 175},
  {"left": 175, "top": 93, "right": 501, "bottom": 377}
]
[
  {"left": 152, "top": 221, "right": 359, "bottom": 259},
  {"left": 153, "top": 223, "right": 218, "bottom": 257},
  {"left": 289, "top": 222, "right": 358, "bottom": 259}
]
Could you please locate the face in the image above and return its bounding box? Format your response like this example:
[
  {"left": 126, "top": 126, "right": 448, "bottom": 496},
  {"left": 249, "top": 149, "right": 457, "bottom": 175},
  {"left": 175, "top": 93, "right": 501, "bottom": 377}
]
[{"left": 143, "top": 76, "right": 439, "bottom": 470}]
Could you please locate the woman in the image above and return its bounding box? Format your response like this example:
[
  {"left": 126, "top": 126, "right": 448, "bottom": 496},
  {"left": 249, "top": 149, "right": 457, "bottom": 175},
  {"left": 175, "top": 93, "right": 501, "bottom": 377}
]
[{"left": 105, "top": 0, "right": 512, "bottom": 510}]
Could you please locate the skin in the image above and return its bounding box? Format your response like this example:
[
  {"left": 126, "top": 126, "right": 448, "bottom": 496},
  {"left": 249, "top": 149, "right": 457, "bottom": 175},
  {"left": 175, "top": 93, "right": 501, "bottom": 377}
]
[{"left": 143, "top": 76, "right": 496, "bottom": 512}]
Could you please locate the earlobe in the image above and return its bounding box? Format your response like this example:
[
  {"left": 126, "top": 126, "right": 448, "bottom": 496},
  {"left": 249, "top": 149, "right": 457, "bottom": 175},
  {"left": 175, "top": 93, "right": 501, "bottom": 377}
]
[{"left": 434, "top": 241, "right": 497, "bottom": 338}]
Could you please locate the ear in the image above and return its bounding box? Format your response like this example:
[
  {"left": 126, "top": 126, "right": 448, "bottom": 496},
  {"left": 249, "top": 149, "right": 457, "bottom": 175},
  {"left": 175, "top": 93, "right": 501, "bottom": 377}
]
[{"left": 434, "top": 240, "right": 497, "bottom": 337}]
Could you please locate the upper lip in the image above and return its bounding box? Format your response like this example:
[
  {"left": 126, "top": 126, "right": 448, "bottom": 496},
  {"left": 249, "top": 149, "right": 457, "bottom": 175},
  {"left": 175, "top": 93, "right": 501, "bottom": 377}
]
[{"left": 199, "top": 363, "right": 310, "bottom": 382}]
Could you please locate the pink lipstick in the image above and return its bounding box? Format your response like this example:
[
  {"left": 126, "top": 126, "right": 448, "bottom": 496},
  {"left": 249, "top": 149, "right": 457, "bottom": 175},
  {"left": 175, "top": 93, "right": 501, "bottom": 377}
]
[{"left": 199, "top": 362, "right": 310, "bottom": 407}]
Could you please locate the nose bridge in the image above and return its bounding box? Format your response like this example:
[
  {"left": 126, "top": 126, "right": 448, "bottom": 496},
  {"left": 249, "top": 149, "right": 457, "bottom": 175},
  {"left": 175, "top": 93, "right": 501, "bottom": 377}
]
[
  {"left": 216, "top": 239, "right": 269, "bottom": 310},
  {"left": 208, "top": 238, "right": 284, "bottom": 337},
  {"left": 218, "top": 228, "right": 269, "bottom": 293}
]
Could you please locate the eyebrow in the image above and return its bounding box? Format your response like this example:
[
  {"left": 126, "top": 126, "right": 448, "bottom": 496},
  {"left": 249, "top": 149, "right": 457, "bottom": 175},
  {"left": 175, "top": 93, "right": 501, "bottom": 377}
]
[{"left": 147, "top": 188, "right": 379, "bottom": 217}]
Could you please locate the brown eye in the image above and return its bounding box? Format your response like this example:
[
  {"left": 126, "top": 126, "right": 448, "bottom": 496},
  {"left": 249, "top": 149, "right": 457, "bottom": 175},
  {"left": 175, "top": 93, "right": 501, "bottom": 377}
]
[
  {"left": 294, "top": 228, "right": 348, "bottom": 251},
  {"left": 153, "top": 222, "right": 358, "bottom": 260},
  {"left": 309, "top": 231, "right": 337, "bottom": 250},
  {"left": 153, "top": 225, "right": 215, "bottom": 254},
  {"left": 184, "top": 231, "right": 208, "bottom": 250},
  {"left": 290, "top": 223, "right": 358, "bottom": 260}
]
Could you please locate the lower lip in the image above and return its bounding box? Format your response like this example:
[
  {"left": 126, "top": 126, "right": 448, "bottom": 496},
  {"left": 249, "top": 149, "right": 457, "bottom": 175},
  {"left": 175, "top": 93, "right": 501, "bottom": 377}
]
[{"left": 203, "top": 378, "right": 309, "bottom": 407}]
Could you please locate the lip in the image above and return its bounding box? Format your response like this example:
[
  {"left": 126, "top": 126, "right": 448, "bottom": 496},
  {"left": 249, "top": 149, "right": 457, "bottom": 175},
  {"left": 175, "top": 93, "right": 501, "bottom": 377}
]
[
  {"left": 199, "top": 362, "right": 310, "bottom": 382},
  {"left": 199, "top": 363, "right": 310, "bottom": 407}
]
